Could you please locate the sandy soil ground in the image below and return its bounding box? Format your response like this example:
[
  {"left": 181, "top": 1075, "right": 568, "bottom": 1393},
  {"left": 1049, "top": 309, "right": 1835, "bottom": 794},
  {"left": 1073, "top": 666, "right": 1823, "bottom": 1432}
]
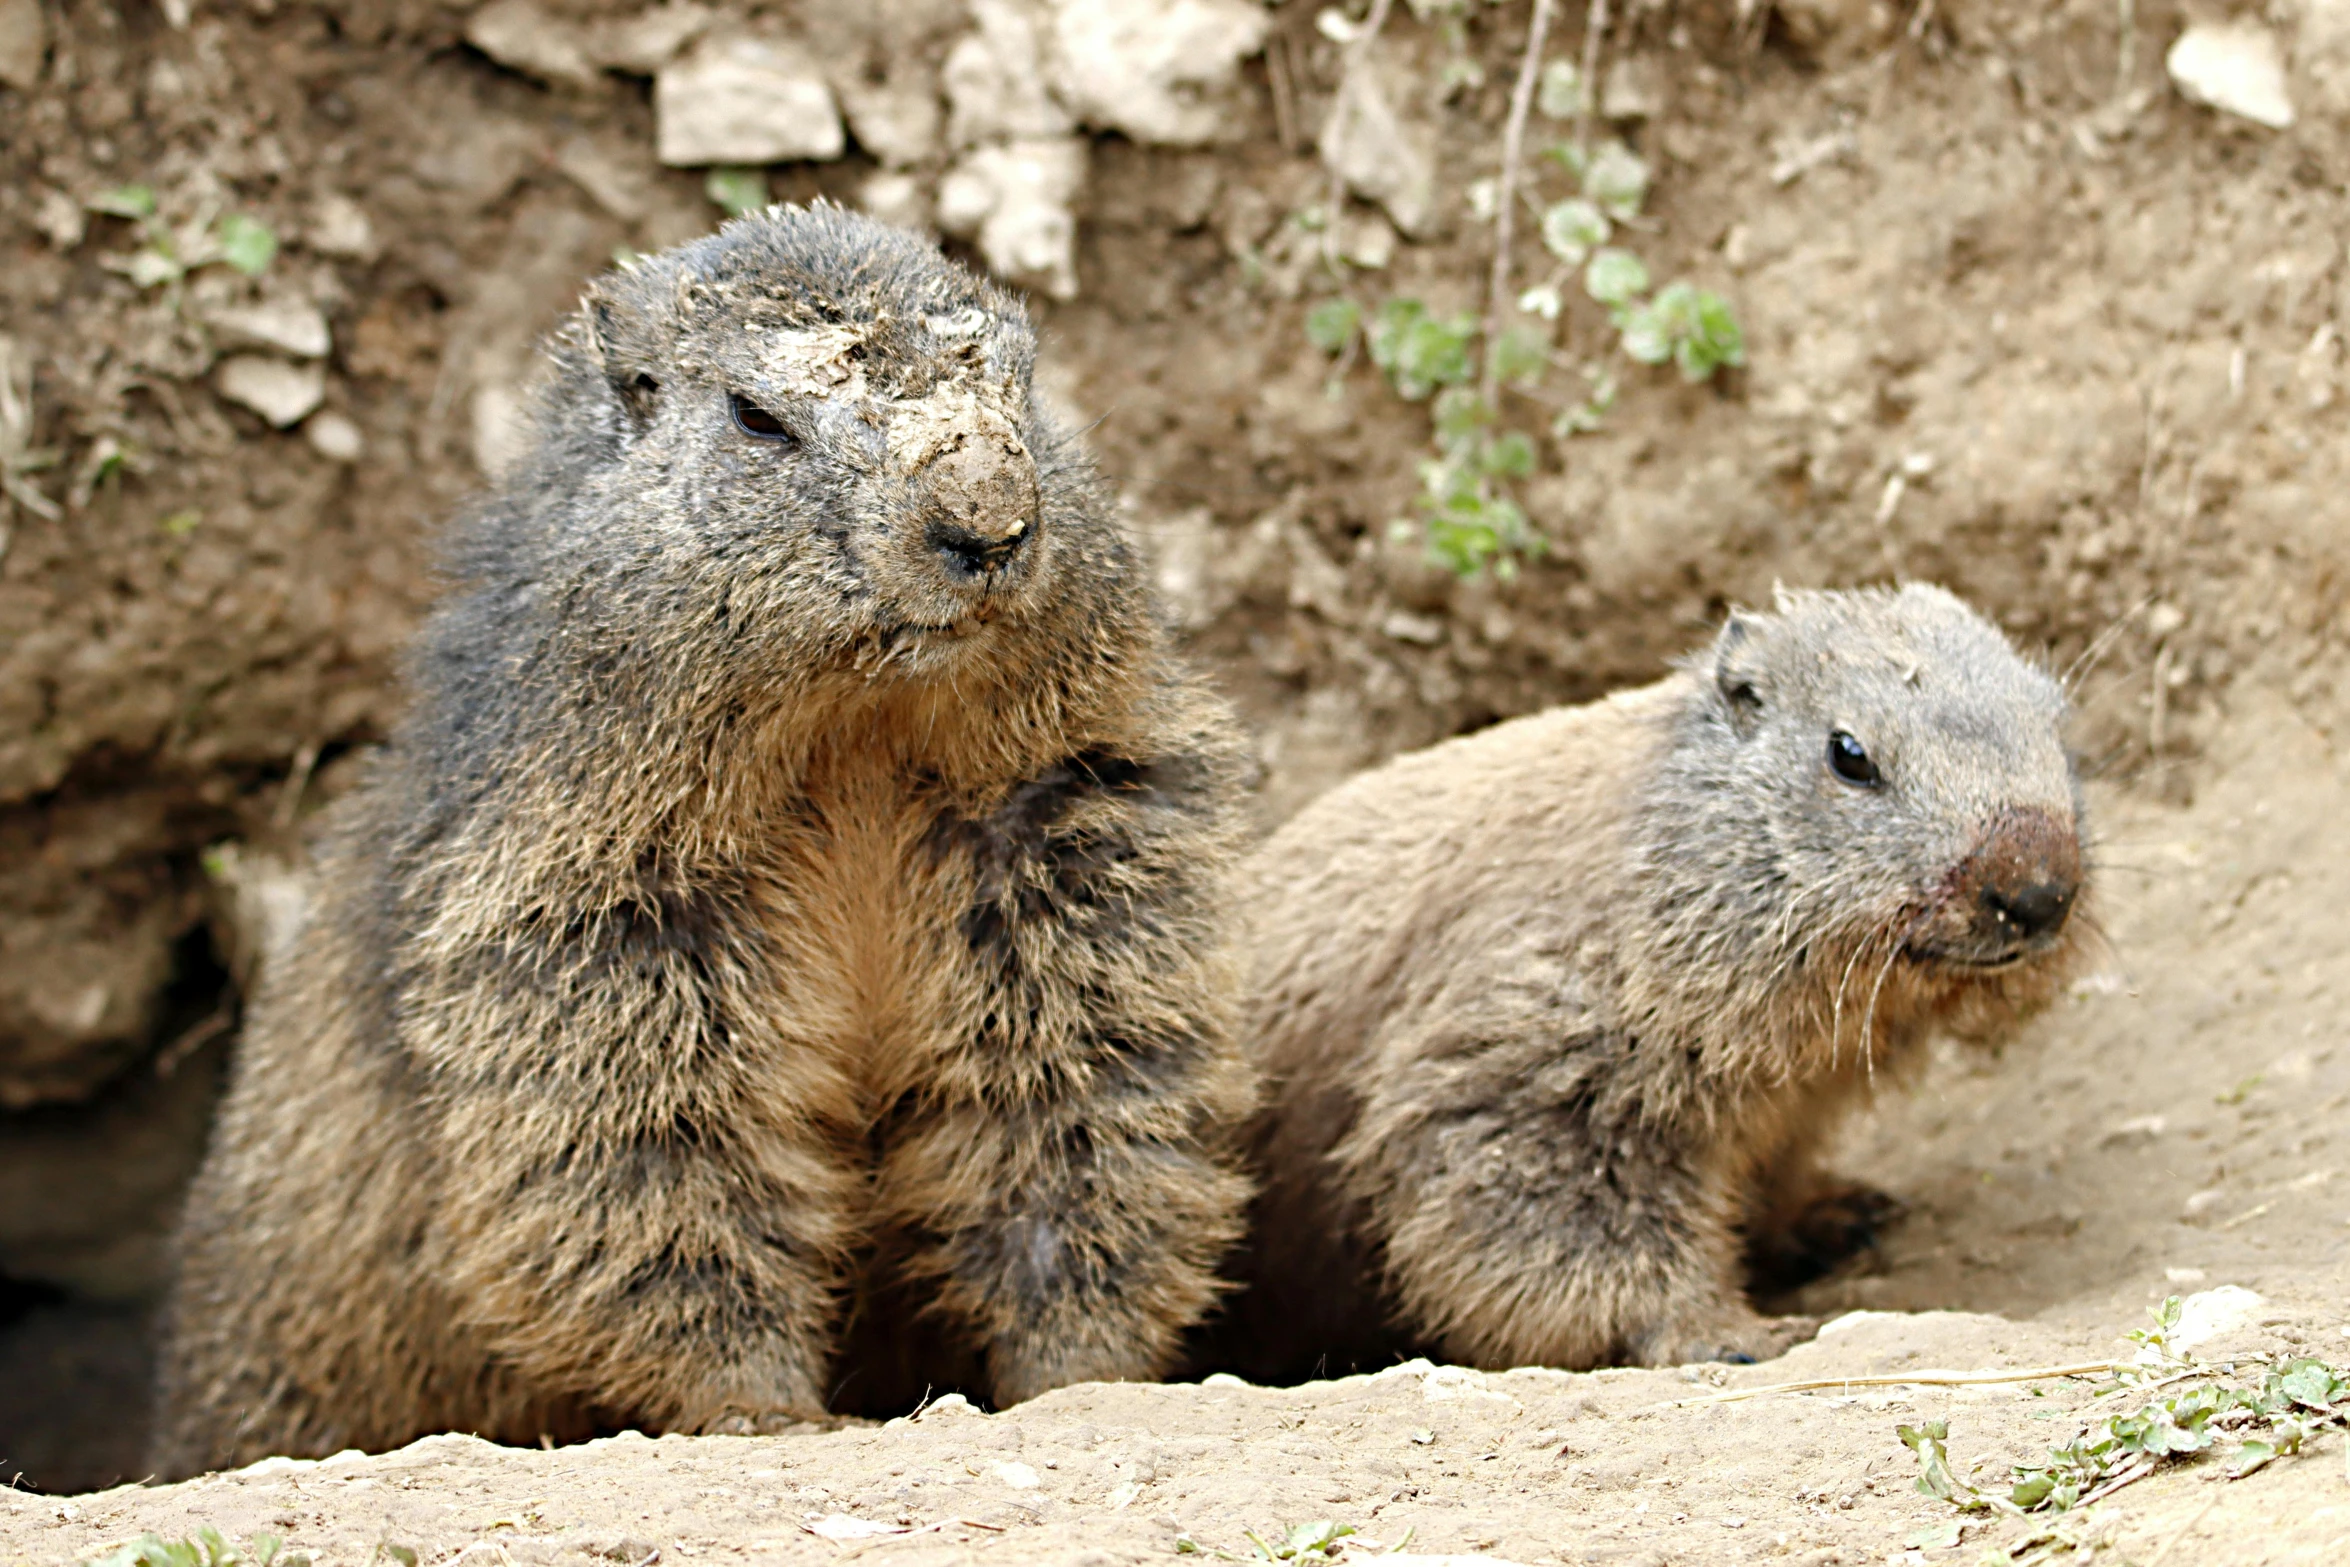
[
  {"left": 5, "top": 0, "right": 2350, "bottom": 1553},
  {"left": 9, "top": 674, "right": 2346, "bottom": 1567}
]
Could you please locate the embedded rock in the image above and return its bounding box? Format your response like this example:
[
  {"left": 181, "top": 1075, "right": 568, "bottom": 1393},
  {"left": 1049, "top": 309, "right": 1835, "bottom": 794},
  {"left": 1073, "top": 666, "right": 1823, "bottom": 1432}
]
[
  {"left": 937, "top": 137, "right": 1087, "bottom": 299},
  {"left": 214, "top": 357, "right": 326, "bottom": 428},
  {"left": 1045, "top": 0, "right": 1267, "bottom": 147},
  {"left": 654, "top": 33, "right": 845, "bottom": 166}
]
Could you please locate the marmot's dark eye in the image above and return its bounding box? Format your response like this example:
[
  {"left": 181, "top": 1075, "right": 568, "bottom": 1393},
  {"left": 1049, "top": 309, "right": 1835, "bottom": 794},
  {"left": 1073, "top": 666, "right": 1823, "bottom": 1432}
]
[
  {"left": 730, "top": 393, "right": 796, "bottom": 445},
  {"left": 1827, "top": 730, "right": 1881, "bottom": 787}
]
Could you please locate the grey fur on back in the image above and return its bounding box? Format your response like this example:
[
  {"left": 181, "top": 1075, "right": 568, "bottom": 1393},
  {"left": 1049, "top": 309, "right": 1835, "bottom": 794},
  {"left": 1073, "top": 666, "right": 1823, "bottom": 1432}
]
[{"left": 1208, "top": 583, "right": 2090, "bottom": 1382}]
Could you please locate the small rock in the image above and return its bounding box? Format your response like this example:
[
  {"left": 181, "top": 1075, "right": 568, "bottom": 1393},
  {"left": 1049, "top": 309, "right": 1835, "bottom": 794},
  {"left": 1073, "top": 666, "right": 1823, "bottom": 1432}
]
[
  {"left": 32, "top": 186, "right": 82, "bottom": 249},
  {"left": 944, "top": 0, "right": 1075, "bottom": 148},
  {"left": 1600, "top": 55, "right": 1666, "bottom": 121},
  {"left": 1382, "top": 609, "right": 1445, "bottom": 646},
  {"left": 837, "top": 70, "right": 944, "bottom": 168},
  {"left": 207, "top": 300, "right": 332, "bottom": 360},
  {"left": 595, "top": 1, "right": 717, "bottom": 74},
  {"left": 1338, "top": 208, "right": 1396, "bottom": 269},
  {"left": 808, "top": 1516, "right": 899, "bottom": 1541},
  {"left": 216, "top": 357, "right": 326, "bottom": 427},
  {"left": 2163, "top": 1285, "right": 2265, "bottom": 1352},
  {"left": 302, "top": 410, "right": 364, "bottom": 464},
  {"left": 655, "top": 34, "right": 845, "bottom": 166},
  {"left": 466, "top": 0, "right": 598, "bottom": 88},
  {"left": 857, "top": 170, "right": 931, "bottom": 234},
  {"left": 557, "top": 136, "right": 655, "bottom": 223},
  {"left": 2167, "top": 20, "right": 2294, "bottom": 129},
  {"left": 0, "top": 0, "right": 49, "bottom": 93},
  {"left": 1046, "top": 0, "right": 1268, "bottom": 147},
  {"left": 307, "top": 193, "right": 379, "bottom": 261},
  {"left": 937, "top": 137, "right": 1087, "bottom": 299},
  {"left": 1319, "top": 55, "right": 1437, "bottom": 236},
  {"left": 2301, "top": 0, "right": 2350, "bottom": 116},
  {"left": 990, "top": 1460, "right": 1040, "bottom": 1489},
  {"left": 1771, "top": 0, "right": 1879, "bottom": 54}
]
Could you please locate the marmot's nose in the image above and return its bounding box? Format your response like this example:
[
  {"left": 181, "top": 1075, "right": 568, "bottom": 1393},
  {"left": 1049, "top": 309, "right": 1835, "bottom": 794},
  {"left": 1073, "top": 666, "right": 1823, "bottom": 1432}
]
[
  {"left": 1961, "top": 806, "right": 2083, "bottom": 952},
  {"left": 922, "top": 432, "right": 1038, "bottom": 580},
  {"left": 1981, "top": 879, "right": 2075, "bottom": 942}
]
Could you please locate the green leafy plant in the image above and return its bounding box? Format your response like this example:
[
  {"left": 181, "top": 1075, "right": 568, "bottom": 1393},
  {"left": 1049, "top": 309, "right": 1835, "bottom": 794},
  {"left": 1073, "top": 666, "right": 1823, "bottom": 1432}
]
[
  {"left": 1365, "top": 299, "right": 1477, "bottom": 401},
  {"left": 86, "top": 1529, "right": 306, "bottom": 1567},
  {"left": 1620, "top": 281, "right": 1746, "bottom": 382},
  {"left": 1297, "top": 52, "right": 1747, "bottom": 578},
  {"left": 1539, "top": 143, "right": 1743, "bottom": 401},
  {"left": 1310, "top": 296, "right": 1544, "bottom": 579},
  {"left": 213, "top": 213, "right": 279, "bottom": 277},
  {"left": 1243, "top": 1521, "right": 1356, "bottom": 1561},
  {"left": 1899, "top": 1299, "right": 2350, "bottom": 1524},
  {"left": 88, "top": 186, "right": 278, "bottom": 290},
  {"left": 1539, "top": 197, "right": 1609, "bottom": 267},
  {"left": 1535, "top": 59, "right": 1584, "bottom": 120},
  {"left": 1303, "top": 297, "right": 1361, "bottom": 355}
]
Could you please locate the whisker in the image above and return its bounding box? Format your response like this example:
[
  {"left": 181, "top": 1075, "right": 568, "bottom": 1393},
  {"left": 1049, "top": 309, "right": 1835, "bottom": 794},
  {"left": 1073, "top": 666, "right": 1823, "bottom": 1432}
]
[
  {"left": 1859, "top": 929, "right": 1905, "bottom": 1086},
  {"left": 1829, "top": 924, "right": 1876, "bottom": 1070},
  {"left": 2060, "top": 592, "right": 2156, "bottom": 694}
]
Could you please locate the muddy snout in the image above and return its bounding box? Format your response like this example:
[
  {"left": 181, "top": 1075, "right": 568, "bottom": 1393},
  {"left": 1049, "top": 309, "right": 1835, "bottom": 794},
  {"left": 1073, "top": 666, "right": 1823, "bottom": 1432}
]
[
  {"left": 1919, "top": 807, "right": 2083, "bottom": 966},
  {"left": 915, "top": 426, "right": 1039, "bottom": 583}
]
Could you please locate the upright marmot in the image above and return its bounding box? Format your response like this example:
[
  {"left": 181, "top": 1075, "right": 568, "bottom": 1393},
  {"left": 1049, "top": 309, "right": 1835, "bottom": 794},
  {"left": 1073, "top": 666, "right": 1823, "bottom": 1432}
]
[
  {"left": 154, "top": 206, "right": 1253, "bottom": 1473},
  {"left": 1212, "top": 585, "right": 2089, "bottom": 1379}
]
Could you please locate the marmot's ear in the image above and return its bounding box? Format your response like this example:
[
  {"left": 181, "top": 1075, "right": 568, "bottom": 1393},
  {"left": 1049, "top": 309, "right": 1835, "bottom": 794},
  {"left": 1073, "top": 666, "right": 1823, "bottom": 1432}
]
[
  {"left": 580, "top": 278, "right": 664, "bottom": 434},
  {"left": 1712, "top": 611, "right": 1768, "bottom": 735}
]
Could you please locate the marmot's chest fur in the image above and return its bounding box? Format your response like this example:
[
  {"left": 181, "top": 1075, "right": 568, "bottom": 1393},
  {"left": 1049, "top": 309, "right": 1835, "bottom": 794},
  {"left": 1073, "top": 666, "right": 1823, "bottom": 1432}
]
[{"left": 153, "top": 205, "right": 1254, "bottom": 1471}]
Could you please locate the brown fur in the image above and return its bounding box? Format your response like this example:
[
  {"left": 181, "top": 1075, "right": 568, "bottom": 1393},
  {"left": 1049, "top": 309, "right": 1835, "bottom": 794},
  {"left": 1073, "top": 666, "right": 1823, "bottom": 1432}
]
[
  {"left": 1207, "top": 585, "right": 2091, "bottom": 1379},
  {"left": 152, "top": 207, "right": 1253, "bottom": 1474}
]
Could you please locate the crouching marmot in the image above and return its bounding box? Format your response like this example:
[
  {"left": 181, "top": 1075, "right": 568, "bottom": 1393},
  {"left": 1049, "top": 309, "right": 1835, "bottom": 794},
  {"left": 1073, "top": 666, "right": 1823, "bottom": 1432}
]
[
  {"left": 1212, "top": 584, "right": 2091, "bottom": 1379},
  {"left": 153, "top": 205, "right": 1254, "bottom": 1474}
]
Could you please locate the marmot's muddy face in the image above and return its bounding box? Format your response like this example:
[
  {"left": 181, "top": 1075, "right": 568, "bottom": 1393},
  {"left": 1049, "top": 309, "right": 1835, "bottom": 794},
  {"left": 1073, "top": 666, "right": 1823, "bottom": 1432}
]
[
  {"left": 562, "top": 206, "right": 1096, "bottom": 678},
  {"left": 1703, "top": 584, "right": 2089, "bottom": 1003}
]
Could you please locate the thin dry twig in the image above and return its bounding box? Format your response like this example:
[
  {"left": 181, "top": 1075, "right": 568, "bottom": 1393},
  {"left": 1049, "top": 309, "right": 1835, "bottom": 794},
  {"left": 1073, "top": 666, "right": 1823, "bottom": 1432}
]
[
  {"left": 1267, "top": 29, "right": 1300, "bottom": 152},
  {"left": 829, "top": 1518, "right": 1006, "bottom": 1560},
  {"left": 1575, "top": 0, "right": 1611, "bottom": 155},
  {"left": 1320, "top": 0, "right": 1400, "bottom": 274},
  {"left": 2142, "top": 1492, "right": 2223, "bottom": 1567},
  {"left": 1483, "top": 0, "right": 1558, "bottom": 405},
  {"left": 1650, "top": 1359, "right": 2125, "bottom": 1410}
]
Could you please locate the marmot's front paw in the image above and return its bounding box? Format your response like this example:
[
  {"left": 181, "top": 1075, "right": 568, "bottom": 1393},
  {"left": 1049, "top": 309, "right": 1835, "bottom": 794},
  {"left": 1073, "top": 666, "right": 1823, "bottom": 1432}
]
[
  {"left": 1633, "top": 1305, "right": 1819, "bottom": 1367},
  {"left": 700, "top": 1409, "right": 838, "bottom": 1437}
]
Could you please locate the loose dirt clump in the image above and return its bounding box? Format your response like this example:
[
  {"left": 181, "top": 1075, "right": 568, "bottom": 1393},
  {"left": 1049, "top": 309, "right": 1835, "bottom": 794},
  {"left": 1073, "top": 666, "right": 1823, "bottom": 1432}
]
[{"left": 2, "top": 1, "right": 2349, "bottom": 1559}]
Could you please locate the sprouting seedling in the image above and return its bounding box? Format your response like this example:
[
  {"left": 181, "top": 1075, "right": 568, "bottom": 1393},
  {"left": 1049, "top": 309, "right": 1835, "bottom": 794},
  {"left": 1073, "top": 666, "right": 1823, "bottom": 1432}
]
[
  {"left": 1539, "top": 197, "right": 1609, "bottom": 267},
  {"left": 85, "top": 1529, "right": 307, "bottom": 1567},
  {"left": 1304, "top": 297, "right": 1361, "bottom": 355},
  {"left": 705, "top": 167, "right": 770, "bottom": 219},
  {"left": 1583, "top": 248, "right": 1651, "bottom": 318},
  {"left": 1242, "top": 1520, "right": 1357, "bottom": 1561},
  {"left": 214, "top": 214, "right": 278, "bottom": 276},
  {"left": 1403, "top": 386, "right": 1542, "bottom": 580},
  {"left": 1580, "top": 142, "right": 1650, "bottom": 222},
  {"left": 1535, "top": 59, "right": 1584, "bottom": 119},
  {"left": 1365, "top": 298, "right": 1477, "bottom": 402},
  {"left": 1620, "top": 281, "right": 1747, "bottom": 383},
  {"left": 88, "top": 185, "right": 277, "bottom": 288}
]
